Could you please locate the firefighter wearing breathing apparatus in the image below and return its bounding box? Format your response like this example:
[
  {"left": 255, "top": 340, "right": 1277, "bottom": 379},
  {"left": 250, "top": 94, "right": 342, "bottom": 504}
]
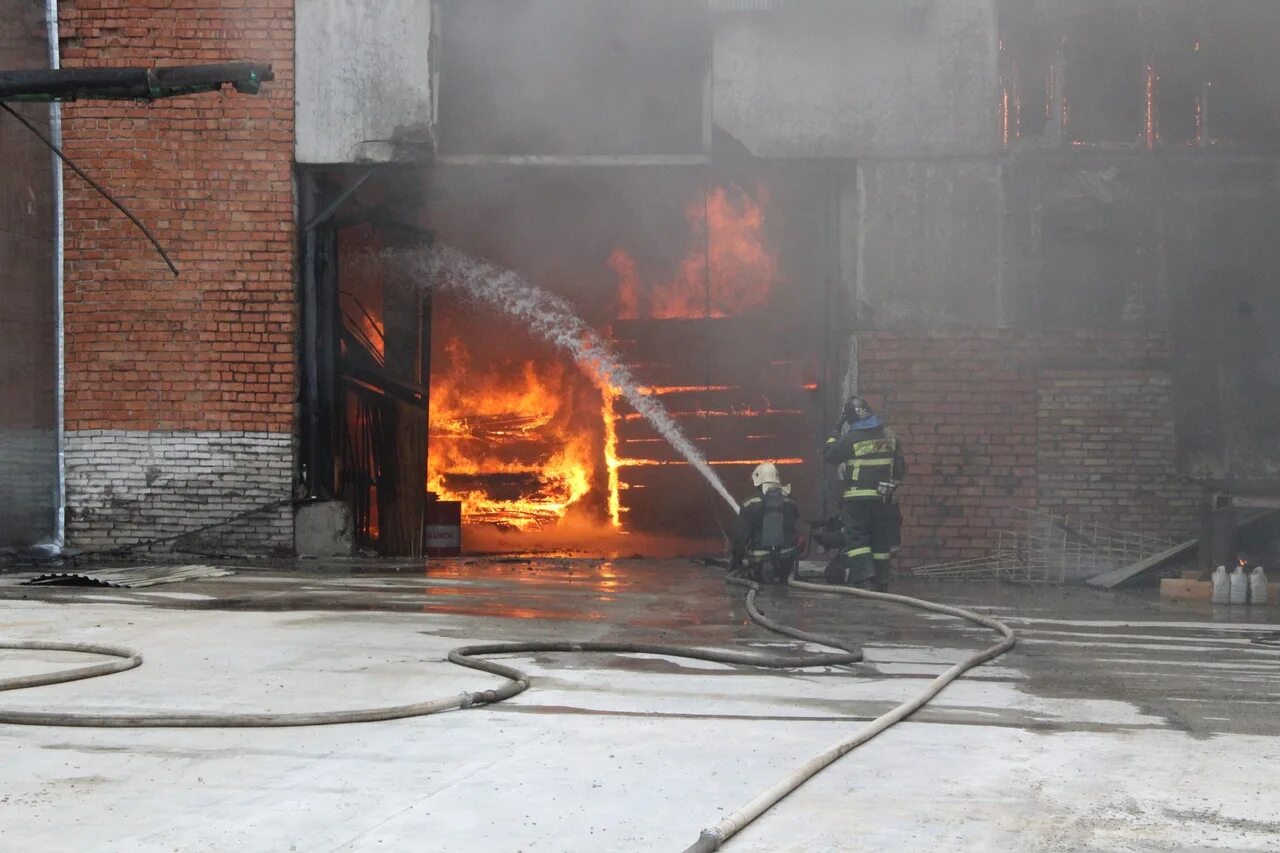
[
  {"left": 823, "top": 395, "right": 906, "bottom": 590},
  {"left": 729, "top": 462, "right": 800, "bottom": 584}
]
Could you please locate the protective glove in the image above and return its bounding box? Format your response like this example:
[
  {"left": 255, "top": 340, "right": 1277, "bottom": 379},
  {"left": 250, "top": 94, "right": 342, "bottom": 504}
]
[{"left": 876, "top": 481, "right": 898, "bottom": 503}]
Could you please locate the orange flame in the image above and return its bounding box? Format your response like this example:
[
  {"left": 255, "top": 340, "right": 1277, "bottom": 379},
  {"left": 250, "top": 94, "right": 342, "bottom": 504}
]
[
  {"left": 609, "top": 249, "right": 641, "bottom": 321},
  {"left": 612, "top": 184, "right": 776, "bottom": 320},
  {"left": 428, "top": 338, "right": 593, "bottom": 530},
  {"left": 601, "top": 384, "right": 622, "bottom": 529}
]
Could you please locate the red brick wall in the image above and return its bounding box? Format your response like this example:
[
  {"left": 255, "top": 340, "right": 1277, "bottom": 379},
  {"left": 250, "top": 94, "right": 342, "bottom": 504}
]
[
  {"left": 858, "top": 331, "right": 1198, "bottom": 567},
  {"left": 58, "top": 0, "right": 295, "bottom": 433},
  {"left": 1033, "top": 336, "right": 1196, "bottom": 539}
]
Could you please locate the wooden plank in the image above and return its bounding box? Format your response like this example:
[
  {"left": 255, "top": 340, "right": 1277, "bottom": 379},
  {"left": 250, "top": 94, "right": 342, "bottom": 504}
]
[
  {"left": 1159, "top": 578, "right": 1280, "bottom": 604},
  {"left": 1088, "top": 510, "right": 1280, "bottom": 589},
  {"left": 1087, "top": 538, "right": 1198, "bottom": 589}
]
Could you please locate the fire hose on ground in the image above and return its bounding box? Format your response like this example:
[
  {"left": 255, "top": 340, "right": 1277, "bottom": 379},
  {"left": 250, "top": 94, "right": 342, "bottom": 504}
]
[{"left": 0, "top": 570, "right": 1014, "bottom": 851}]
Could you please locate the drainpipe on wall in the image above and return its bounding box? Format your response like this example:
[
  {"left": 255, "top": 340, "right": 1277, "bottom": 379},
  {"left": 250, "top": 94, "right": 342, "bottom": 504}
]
[{"left": 45, "top": 0, "right": 65, "bottom": 552}]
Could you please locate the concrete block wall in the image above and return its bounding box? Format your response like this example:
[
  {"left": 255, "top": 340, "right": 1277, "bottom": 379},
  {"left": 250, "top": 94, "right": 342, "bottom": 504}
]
[
  {"left": 65, "top": 431, "right": 292, "bottom": 553},
  {"left": 858, "top": 331, "right": 1199, "bottom": 567},
  {"left": 57, "top": 0, "right": 296, "bottom": 553}
]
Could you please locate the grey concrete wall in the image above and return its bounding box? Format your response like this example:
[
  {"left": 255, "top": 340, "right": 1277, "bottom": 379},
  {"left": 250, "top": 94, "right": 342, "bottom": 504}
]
[
  {"left": 850, "top": 160, "right": 1005, "bottom": 329},
  {"left": 842, "top": 156, "right": 1183, "bottom": 336},
  {"left": 0, "top": 1, "right": 57, "bottom": 549},
  {"left": 295, "top": 0, "right": 435, "bottom": 164},
  {"left": 713, "top": 0, "right": 998, "bottom": 158},
  {"left": 434, "top": 0, "right": 708, "bottom": 156},
  {"left": 1164, "top": 162, "right": 1280, "bottom": 486},
  {"left": 1002, "top": 160, "right": 1165, "bottom": 334}
]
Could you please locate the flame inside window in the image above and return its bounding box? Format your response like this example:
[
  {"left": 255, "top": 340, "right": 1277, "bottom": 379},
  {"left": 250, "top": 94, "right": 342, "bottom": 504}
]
[{"left": 610, "top": 184, "right": 776, "bottom": 320}]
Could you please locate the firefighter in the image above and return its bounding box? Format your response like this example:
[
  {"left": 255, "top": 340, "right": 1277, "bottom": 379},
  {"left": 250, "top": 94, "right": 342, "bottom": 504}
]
[
  {"left": 823, "top": 395, "right": 906, "bottom": 590},
  {"left": 729, "top": 462, "right": 800, "bottom": 584}
]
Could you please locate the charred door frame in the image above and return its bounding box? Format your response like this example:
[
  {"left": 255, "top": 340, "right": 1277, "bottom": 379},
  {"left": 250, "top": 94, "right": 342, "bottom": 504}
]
[
  {"left": 298, "top": 167, "right": 342, "bottom": 500},
  {"left": 298, "top": 165, "right": 437, "bottom": 555}
]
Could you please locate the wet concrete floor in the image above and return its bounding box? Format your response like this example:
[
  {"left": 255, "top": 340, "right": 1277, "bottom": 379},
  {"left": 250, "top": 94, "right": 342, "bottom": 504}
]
[{"left": 1, "top": 558, "right": 1278, "bottom": 851}]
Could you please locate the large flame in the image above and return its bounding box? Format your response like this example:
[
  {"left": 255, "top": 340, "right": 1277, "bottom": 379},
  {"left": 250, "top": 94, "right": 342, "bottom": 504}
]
[
  {"left": 428, "top": 338, "right": 594, "bottom": 530},
  {"left": 612, "top": 184, "right": 776, "bottom": 320},
  {"left": 600, "top": 383, "right": 623, "bottom": 529},
  {"left": 421, "top": 183, "right": 783, "bottom": 539}
]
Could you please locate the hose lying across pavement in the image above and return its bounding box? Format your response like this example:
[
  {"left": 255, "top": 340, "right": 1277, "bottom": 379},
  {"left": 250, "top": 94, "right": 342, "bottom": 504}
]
[
  {"left": 0, "top": 578, "right": 859, "bottom": 726},
  {"left": 0, "top": 569, "right": 1014, "bottom": 851},
  {"left": 683, "top": 574, "right": 1016, "bottom": 852}
]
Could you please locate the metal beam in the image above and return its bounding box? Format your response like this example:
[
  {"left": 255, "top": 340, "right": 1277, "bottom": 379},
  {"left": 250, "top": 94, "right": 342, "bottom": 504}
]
[{"left": 303, "top": 168, "right": 373, "bottom": 232}]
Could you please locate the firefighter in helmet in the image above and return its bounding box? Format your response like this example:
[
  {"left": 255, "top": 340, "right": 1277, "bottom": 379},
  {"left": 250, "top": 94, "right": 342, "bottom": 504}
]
[
  {"left": 729, "top": 462, "right": 800, "bottom": 584},
  {"left": 823, "top": 395, "right": 906, "bottom": 590}
]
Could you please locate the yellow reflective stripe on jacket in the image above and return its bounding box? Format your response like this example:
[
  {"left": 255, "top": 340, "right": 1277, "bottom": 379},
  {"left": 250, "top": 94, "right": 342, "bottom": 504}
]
[
  {"left": 872, "top": 552, "right": 892, "bottom": 561},
  {"left": 848, "top": 458, "right": 893, "bottom": 479},
  {"left": 851, "top": 438, "right": 896, "bottom": 458},
  {"left": 843, "top": 546, "right": 872, "bottom": 557},
  {"left": 842, "top": 487, "right": 880, "bottom": 499}
]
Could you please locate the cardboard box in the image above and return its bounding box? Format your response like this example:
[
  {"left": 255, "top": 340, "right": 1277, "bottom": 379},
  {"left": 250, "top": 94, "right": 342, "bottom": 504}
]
[
  {"left": 1160, "top": 577, "right": 1279, "bottom": 604},
  {"left": 1160, "top": 579, "right": 1212, "bottom": 600}
]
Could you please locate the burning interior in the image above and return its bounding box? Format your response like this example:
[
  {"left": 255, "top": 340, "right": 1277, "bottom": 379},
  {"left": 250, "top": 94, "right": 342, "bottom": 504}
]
[{"left": 322, "top": 166, "right": 834, "bottom": 554}]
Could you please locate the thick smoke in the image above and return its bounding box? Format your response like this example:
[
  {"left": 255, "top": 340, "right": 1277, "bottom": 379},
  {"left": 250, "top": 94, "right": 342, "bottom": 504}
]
[{"left": 390, "top": 243, "right": 740, "bottom": 514}]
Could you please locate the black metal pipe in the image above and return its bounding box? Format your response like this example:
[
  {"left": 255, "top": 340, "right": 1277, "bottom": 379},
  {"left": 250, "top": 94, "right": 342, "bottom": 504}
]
[{"left": 0, "top": 63, "right": 273, "bottom": 102}]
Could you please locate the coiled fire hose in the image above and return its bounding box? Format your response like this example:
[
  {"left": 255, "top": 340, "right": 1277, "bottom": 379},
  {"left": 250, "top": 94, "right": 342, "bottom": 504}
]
[
  {"left": 0, "top": 577, "right": 858, "bottom": 726},
  {"left": 0, "top": 570, "right": 1013, "bottom": 852}
]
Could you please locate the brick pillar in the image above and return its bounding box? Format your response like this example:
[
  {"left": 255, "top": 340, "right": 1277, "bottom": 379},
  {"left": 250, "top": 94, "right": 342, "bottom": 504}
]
[{"left": 58, "top": 0, "right": 296, "bottom": 554}]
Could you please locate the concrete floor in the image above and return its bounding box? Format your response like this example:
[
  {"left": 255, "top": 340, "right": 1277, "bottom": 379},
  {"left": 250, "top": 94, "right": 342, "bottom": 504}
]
[{"left": 1, "top": 559, "right": 1278, "bottom": 852}]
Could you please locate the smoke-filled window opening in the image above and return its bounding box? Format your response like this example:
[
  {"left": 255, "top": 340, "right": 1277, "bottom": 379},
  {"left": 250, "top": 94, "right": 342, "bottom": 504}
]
[
  {"left": 1148, "top": 5, "right": 1205, "bottom": 148},
  {"left": 1063, "top": 5, "right": 1147, "bottom": 147},
  {"left": 998, "top": 2, "right": 1056, "bottom": 146},
  {"left": 1191, "top": 2, "right": 1280, "bottom": 149},
  {"left": 998, "top": 0, "right": 1280, "bottom": 151}
]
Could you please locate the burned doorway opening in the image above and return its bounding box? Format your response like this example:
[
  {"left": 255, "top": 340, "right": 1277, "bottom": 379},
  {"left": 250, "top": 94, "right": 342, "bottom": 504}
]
[
  {"left": 299, "top": 163, "right": 840, "bottom": 556},
  {"left": 299, "top": 167, "right": 436, "bottom": 557}
]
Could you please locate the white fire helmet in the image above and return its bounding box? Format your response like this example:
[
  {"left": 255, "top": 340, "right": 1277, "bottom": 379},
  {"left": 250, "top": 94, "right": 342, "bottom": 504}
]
[{"left": 751, "top": 462, "right": 781, "bottom": 491}]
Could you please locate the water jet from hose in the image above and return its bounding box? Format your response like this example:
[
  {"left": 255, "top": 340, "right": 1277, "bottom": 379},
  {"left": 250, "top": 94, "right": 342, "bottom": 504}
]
[{"left": 386, "top": 244, "right": 740, "bottom": 514}]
